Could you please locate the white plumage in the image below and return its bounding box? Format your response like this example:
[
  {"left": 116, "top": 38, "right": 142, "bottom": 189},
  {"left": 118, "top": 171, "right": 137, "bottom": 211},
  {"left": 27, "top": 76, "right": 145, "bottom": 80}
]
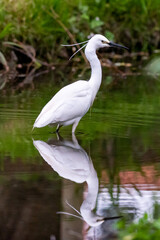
[
  {"left": 33, "top": 34, "right": 128, "bottom": 133},
  {"left": 34, "top": 80, "right": 91, "bottom": 132},
  {"left": 33, "top": 135, "right": 103, "bottom": 226},
  {"left": 33, "top": 135, "right": 91, "bottom": 183}
]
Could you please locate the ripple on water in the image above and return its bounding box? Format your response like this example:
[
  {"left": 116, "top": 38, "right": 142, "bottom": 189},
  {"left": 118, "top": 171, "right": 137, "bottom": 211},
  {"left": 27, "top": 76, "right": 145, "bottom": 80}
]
[
  {"left": 0, "top": 107, "right": 38, "bottom": 120},
  {"left": 93, "top": 108, "right": 160, "bottom": 128}
]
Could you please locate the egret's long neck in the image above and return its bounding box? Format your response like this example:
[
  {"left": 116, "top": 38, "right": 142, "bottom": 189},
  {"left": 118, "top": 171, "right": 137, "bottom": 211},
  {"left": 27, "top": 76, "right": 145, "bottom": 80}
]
[{"left": 85, "top": 47, "right": 102, "bottom": 101}]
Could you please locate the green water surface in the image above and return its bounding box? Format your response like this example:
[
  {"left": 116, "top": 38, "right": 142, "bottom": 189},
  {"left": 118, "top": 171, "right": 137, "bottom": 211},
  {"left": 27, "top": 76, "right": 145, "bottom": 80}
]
[{"left": 0, "top": 69, "right": 160, "bottom": 239}]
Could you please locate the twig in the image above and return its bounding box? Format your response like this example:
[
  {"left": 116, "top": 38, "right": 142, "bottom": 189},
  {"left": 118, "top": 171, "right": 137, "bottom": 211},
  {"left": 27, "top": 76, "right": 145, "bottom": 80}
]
[{"left": 47, "top": 7, "right": 88, "bottom": 64}]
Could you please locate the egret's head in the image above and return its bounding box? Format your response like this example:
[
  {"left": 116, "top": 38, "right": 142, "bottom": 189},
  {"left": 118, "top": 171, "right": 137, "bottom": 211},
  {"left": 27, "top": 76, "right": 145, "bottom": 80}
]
[
  {"left": 88, "top": 34, "right": 110, "bottom": 49},
  {"left": 88, "top": 34, "right": 129, "bottom": 51},
  {"left": 62, "top": 34, "right": 128, "bottom": 60}
]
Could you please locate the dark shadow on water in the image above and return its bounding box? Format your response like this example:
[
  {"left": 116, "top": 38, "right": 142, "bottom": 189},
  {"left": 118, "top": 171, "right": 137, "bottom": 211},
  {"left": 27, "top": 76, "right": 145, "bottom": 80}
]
[{"left": 0, "top": 174, "right": 61, "bottom": 240}]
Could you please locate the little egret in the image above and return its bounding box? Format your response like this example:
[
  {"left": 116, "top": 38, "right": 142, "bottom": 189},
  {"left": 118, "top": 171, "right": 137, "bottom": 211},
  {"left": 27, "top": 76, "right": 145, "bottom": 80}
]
[{"left": 33, "top": 34, "right": 128, "bottom": 133}]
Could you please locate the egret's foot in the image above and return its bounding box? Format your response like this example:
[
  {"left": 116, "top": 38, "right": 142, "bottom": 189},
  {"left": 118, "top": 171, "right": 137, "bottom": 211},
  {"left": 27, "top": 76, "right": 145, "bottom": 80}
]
[
  {"left": 56, "top": 132, "right": 64, "bottom": 141},
  {"left": 56, "top": 124, "right": 62, "bottom": 133}
]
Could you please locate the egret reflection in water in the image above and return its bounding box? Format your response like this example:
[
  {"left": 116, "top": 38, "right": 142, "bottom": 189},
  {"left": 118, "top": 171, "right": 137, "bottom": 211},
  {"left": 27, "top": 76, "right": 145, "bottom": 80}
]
[{"left": 33, "top": 134, "right": 121, "bottom": 228}]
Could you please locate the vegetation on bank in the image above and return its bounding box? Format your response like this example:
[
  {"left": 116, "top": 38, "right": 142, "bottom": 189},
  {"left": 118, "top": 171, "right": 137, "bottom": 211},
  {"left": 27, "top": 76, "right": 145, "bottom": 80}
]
[
  {"left": 0, "top": 0, "right": 160, "bottom": 60},
  {"left": 0, "top": 0, "right": 160, "bottom": 89}
]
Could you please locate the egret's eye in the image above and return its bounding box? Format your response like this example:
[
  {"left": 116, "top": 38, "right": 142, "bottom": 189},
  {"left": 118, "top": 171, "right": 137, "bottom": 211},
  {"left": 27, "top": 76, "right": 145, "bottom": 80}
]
[{"left": 101, "top": 40, "right": 108, "bottom": 44}]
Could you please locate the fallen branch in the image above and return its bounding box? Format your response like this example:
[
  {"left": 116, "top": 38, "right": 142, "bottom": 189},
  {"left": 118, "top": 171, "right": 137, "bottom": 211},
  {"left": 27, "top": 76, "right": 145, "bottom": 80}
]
[{"left": 3, "top": 41, "right": 51, "bottom": 68}]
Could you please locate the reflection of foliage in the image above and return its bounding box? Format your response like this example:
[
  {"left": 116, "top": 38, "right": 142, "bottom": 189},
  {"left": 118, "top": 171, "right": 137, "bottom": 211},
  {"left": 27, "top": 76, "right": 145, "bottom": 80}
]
[
  {"left": 118, "top": 213, "right": 160, "bottom": 240},
  {"left": 1, "top": 73, "right": 160, "bottom": 167},
  {"left": 153, "top": 201, "right": 160, "bottom": 220}
]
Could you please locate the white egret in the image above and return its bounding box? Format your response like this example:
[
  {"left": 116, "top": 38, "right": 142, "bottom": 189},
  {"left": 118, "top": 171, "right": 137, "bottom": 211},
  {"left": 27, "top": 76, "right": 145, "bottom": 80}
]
[{"left": 33, "top": 34, "right": 128, "bottom": 133}]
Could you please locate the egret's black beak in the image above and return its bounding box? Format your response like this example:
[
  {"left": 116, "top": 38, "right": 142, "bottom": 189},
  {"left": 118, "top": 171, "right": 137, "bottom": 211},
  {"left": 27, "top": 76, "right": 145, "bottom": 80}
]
[
  {"left": 96, "top": 215, "right": 122, "bottom": 222},
  {"left": 109, "top": 41, "right": 129, "bottom": 50}
]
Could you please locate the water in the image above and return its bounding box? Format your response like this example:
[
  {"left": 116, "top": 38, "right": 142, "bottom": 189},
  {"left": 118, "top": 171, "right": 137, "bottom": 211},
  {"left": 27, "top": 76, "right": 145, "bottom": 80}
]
[{"left": 0, "top": 69, "right": 160, "bottom": 239}]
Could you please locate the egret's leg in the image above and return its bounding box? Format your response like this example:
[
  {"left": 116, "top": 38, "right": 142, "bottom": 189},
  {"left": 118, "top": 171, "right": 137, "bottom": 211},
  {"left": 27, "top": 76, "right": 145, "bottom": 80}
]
[
  {"left": 56, "top": 132, "right": 63, "bottom": 141},
  {"left": 72, "top": 120, "right": 80, "bottom": 133},
  {"left": 72, "top": 133, "right": 79, "bottom": 146},
  {"left": 56, "top": 124, "right": 62, "bottom": 133}
]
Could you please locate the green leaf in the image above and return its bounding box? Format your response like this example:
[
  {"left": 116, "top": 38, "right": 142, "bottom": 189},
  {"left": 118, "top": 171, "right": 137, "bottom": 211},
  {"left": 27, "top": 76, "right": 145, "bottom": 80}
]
[
  {"left": 68, "top": 16, "right": 76, "bottom": 24},
  {"left": 79, "top": 4, "right": 88, "bottom": 13},
  {"left": 90, "top": 17, "right": 104, "bottom": 29},
  {"left": 81, "top": 13, "right": 89, "bottom": 21},
  {"left": 105, "top": 30, "right": 115, "bottom": 41},
  {"left": 0, "top": 23, "right": 13, "bottom": 39}
]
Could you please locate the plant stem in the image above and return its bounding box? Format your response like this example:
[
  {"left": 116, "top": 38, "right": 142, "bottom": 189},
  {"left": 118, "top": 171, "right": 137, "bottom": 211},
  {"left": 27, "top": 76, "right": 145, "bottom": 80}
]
[{"left": 48, "top": 7, "right": 88, "bottom": 64}]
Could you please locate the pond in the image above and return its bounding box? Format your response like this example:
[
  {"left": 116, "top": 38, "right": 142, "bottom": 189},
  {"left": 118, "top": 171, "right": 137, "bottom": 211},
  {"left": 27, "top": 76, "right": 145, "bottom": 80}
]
[{"left": 0, "top": 67, "right": 160, "bottom": 240}]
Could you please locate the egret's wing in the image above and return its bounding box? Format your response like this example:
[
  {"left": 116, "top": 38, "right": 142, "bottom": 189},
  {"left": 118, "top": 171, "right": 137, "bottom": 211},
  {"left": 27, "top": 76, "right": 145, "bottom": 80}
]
[
  {"left": 34, "top": 80, "right": 91, "bottom": 128},
  {"left": 33, "top": 140, "right": 91, "bottom": 183},
  {"left": 53, "top": 95, "right": 91, "bottom": 122}
]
